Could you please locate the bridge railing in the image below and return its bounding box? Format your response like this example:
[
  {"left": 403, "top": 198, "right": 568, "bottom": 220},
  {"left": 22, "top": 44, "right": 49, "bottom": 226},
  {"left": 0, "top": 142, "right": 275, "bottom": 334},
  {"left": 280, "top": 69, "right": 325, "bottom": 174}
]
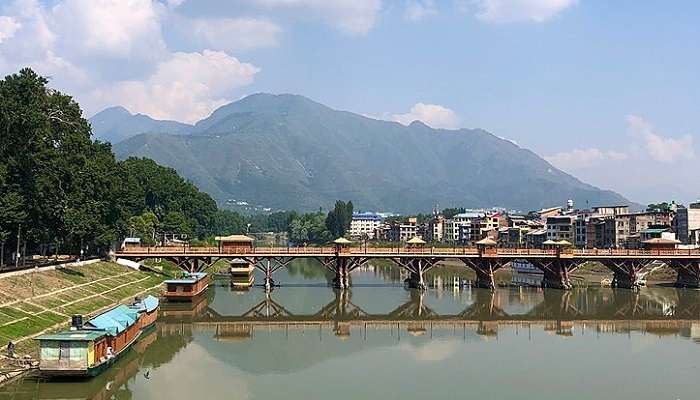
[{"left": 115, "top": 245, "right": 700, "bottom": 257}]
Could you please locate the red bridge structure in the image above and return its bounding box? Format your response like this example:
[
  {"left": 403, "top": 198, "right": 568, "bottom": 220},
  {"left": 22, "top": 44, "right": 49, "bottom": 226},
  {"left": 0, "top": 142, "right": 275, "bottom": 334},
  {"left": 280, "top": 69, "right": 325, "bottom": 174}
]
[{"left": 114, "top": 236, "right": 700, "bottom": 291}]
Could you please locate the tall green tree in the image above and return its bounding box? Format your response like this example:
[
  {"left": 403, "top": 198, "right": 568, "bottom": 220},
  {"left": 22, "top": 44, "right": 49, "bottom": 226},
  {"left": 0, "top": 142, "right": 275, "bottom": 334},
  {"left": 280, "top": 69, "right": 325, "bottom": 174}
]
[{"left": 325, "top": 200, "right": 354, "bottom": 238}]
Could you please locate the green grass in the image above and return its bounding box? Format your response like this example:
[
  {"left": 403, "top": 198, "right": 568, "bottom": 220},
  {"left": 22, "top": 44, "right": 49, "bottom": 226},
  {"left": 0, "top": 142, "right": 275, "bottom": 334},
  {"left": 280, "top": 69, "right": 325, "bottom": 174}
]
[{"left": 0, "top": 261, "right": 168, "bottom": 347}]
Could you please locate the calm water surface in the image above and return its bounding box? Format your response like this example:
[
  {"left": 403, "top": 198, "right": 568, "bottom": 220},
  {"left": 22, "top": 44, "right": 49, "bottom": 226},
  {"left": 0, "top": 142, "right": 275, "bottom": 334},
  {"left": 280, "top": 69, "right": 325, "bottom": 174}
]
[{"left": 3, "top": 261, "right": 700, "bottom": 399}]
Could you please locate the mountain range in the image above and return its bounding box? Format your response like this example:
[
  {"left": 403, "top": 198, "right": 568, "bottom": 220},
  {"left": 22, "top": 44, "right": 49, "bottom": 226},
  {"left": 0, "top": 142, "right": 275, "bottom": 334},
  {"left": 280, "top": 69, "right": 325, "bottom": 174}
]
[{"left": 94, "top": 93, "right": 631, "bottom": 213}]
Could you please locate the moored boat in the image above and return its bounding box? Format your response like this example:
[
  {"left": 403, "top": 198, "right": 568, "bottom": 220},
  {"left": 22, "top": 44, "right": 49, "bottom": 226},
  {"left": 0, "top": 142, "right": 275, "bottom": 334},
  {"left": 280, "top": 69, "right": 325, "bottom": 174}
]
[
  {"left": 35, "top": 295, "right": 160, "bottom": 378},
  {"left": 163, "top": 272, "right": 210, "bottom": 301},
  {"left": 129, "top": 295, "right": 160, "bottom": 331}
]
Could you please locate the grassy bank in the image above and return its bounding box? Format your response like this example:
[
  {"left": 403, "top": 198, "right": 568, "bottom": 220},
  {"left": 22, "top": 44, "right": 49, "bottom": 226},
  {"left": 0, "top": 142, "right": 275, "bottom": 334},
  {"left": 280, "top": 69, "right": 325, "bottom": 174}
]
[{"left": 0, "top": 261, "right": 175, "bottom": 363}]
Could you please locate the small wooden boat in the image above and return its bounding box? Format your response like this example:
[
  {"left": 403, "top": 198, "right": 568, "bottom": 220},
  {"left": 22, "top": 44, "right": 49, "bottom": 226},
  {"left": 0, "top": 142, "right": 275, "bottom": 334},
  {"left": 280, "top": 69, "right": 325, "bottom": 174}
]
[
  {"left": 35, "top": 296, "right": 160, "bottom": 377},
  {"left": 164, "top": 272, "right": 210, "bottom": 301}
]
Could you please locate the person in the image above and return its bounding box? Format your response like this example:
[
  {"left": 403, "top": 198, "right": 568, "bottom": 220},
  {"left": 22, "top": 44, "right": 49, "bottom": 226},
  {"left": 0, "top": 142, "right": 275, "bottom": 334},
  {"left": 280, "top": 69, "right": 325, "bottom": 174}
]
[
  {"left": 106, "top": 346, "right": 114, "bottom": 359},
  {"left": 6, "top": 341, "right": 15, "bottom": 358}
]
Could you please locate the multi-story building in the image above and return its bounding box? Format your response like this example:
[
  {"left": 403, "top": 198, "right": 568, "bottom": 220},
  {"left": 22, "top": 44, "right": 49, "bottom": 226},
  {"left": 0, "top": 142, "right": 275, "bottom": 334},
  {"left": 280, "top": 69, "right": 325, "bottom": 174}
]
[
  {"left": 585, "top": 216, "right": 615, "bottom": 248},
  {"left": 592, "top": 205, "right": 630, "bottom": 216},
  {"left": 426, "top": 215, "right": 445, "bottom": 242},
  {"left": 674, "top": 202, "right": 700, "bottom": 244},
  {"left": 614, "top": 211, "right": 672, "bottom": 248},
  {"left": 546, "top": 215, "right": 575, "bottom": 242},
  {"left": 444, "top": 212, "right": 484, "bottom": 243},
  {"left": 525, "top": 228, "right": 547, "bottom": 248},
  {"left": 387, "top": 217, "right": 418, "bottom": 242},
  {"left": 350, "top": 212, "right": 383, "bottom": 239}
]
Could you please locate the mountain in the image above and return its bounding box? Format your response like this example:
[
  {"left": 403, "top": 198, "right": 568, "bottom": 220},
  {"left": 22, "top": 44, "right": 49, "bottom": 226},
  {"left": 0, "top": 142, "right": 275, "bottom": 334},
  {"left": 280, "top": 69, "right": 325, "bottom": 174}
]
[
  {"left": 112, "top": 93, "right": 631, "bottom": 213},
  {"left": 89, "top": 106, "right": 192, "bottom": 144}
]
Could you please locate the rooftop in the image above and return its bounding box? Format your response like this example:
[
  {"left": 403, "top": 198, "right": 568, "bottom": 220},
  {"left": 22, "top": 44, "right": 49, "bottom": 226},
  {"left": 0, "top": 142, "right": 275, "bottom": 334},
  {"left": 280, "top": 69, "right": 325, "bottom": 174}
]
[
  {"left": 36, "top": 330, "right": 106, "bottom": 342},
  {"left": 215, "top": 234, "right": 254, "bottom": 243},
  {"left": 164, "top": 271, "right": 208, "bottom": 284}
]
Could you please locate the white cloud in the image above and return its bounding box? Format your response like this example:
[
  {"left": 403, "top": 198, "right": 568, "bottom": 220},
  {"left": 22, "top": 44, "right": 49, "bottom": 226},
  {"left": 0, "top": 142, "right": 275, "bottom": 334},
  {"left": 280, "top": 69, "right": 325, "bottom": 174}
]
[
  {"left": 392, "top": 103, "right": 460, "bottom": 129},
  {"left": 191, "top": 17, "right": 282, "bottom": 52},
  {"left": 545, "top": 148, "right": 628, "bottom": 170},
  {"left": 50, "top": 0, "right": 167, "bottom": 61},
  {"left": 0, "top": 16, "right": 20, "bottom": 43},
  {"left": 405, "top": 0, "right": 437, "bottom": 21},
  {"left": 251, "top": 0, "right": 381, "bottom": 34},
  {"left": 545, "top": 116, "right": 698, "bottom": 203},
  {"left": 400, "top": 339, "right": 459, "bottom": 362},
  {"left": 92, "top": 50, "right": 260, "bottom": 123},
  {"left": 473, "top": 0, "right": 577, "bottom": 23},
  {"left": 626, "top": 114, "right": 695, "bottom": 163}
]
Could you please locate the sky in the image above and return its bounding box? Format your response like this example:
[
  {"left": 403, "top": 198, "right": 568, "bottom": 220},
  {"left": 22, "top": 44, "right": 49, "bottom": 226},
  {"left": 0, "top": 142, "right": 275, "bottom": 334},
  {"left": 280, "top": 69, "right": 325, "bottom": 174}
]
[{"left": 0, "top": 0, "right": 698, "bottom": 205}]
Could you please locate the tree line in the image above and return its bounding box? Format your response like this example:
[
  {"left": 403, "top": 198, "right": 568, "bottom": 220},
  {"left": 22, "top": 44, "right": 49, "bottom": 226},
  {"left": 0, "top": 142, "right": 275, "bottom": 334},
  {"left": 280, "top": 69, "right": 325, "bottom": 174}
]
[{"left": 0, "top": 69, "right": 355, "bottom": 265}]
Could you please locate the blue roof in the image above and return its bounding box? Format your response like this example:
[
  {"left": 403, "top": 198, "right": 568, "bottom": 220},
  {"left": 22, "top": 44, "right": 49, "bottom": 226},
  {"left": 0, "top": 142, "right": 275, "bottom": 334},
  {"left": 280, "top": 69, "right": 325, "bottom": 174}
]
[
  {"left": 352, "top": 212, "right": 383, "bottom": 221},
  {"left": 129, "top": 295, "right": 160, "bottom": 313},
  {"left": 87, "top": 305, "right": 139, "bottom": 336}
]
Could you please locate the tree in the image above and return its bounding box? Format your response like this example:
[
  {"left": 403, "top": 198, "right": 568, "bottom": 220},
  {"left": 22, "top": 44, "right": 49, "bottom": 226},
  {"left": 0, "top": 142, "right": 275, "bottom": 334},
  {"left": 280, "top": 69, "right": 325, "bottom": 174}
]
[
  {"left": 441, "top": 207, "right": 466, "bottom": 219},
  {"left": 325, "top": 200, "right": 354, "bottom": 238},
  {"left": 290, "top": 212, "right": 330, "bottom": 245}
]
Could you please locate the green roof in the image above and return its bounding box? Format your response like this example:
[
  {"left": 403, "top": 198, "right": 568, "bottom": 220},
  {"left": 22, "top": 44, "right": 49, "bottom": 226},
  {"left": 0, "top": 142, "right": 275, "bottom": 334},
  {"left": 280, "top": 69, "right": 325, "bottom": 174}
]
[{"left": 36, "top": 330, "right": 105, "bottom": 342}]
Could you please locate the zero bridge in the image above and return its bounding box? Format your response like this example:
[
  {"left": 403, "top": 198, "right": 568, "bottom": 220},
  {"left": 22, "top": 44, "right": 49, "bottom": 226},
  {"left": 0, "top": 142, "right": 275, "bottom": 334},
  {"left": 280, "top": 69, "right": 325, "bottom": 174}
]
[{"left": 114, "top": 242, "right": 700, "bottom": 291}]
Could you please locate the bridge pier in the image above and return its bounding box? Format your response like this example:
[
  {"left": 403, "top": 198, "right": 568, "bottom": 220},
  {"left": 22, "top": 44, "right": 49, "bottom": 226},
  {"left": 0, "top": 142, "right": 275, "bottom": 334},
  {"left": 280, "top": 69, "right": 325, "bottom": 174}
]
[
  {"left": 463, "top": 259, "right": 503, "bottom": 290},
  {"left": 603, "top": 259, "right": 651, "bottom": 290},
  {"left": 333, "top": 258, "right": 350, "bottom": 289},
  {"left": 668, "top": 260, "right": 700, "bottom": 288},
  {"left": 404, "top": 259, "right": 427, "bottom": 290},
  {"left": 530, "top": 259, "right": 577, "bottom": 290}
]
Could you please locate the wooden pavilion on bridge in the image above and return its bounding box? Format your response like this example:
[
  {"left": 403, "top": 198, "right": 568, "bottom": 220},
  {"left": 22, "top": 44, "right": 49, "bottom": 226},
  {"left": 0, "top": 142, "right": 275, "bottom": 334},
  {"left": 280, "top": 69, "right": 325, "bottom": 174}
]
[{"left": 215, "top": 234, "right": 255, "bottom": 253}]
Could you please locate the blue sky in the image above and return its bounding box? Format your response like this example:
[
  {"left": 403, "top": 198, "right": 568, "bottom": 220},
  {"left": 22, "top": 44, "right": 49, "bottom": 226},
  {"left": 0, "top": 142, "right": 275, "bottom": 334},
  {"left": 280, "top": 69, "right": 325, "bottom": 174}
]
[{"left": 0, "top": 0, "right": 698, "bottom": 204}]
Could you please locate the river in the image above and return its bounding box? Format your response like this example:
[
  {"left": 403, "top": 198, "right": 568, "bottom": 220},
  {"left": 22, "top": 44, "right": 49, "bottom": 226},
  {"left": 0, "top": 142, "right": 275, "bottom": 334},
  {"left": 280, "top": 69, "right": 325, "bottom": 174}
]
[{"left": 2, "top": 260, "right": 700, "bottom": 399}]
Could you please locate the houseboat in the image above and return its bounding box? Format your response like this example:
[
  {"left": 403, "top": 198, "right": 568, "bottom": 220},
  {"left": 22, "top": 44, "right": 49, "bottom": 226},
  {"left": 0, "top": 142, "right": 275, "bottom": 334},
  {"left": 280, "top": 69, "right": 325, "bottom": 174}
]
[
  {"left": 229, "top": 258, "right": 255, "bottom": 289},
  {"left": 129, "top": 295, "right": 160, "bottom": 331},
  {"left": 35, "top": 295, "right": 159, "bottom": 377},
  {"left": 164, "top": 272, "right": 210, "bottom": 301}
]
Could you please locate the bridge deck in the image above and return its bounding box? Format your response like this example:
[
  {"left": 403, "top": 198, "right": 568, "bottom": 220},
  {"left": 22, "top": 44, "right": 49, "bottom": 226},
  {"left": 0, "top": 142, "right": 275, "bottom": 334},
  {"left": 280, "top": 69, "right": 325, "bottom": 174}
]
[{"left": 115, "top": 246, "right": 700, "bottom": 259}]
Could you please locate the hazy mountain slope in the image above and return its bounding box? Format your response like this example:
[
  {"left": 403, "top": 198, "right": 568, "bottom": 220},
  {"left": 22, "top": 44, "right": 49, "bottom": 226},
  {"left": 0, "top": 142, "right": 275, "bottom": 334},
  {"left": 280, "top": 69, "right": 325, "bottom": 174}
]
[
  {"left": 89, "top": 106, "right": 192, "bottom": 144},
  {"left": 113, "top": 93, "right": 630, "bottom": 213}
]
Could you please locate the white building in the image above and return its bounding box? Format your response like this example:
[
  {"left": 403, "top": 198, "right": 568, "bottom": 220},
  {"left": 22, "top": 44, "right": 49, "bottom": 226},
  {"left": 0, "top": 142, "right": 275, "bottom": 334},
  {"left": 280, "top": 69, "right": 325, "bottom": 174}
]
[
  {"left": 444, "top": 212, "right": 484, "bottom": 243},
  {"left": 350, "top": 212, "right": 383, "bottom": 239}
]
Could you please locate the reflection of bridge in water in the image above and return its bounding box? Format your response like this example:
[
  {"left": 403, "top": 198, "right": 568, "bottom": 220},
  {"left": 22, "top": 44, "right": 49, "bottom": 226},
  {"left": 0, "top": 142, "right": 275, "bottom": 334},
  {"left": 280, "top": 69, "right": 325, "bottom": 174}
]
[{"left": 159, "top": 286, "right": 700, "bottom": 340}]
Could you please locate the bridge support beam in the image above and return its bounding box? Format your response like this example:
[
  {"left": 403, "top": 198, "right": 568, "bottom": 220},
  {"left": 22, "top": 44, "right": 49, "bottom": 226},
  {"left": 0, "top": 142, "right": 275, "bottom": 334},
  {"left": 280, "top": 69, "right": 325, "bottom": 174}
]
[
  {"left": 333, "top": 258, "right": 350, "bottom": 289},
  {"left": 601, "top": 259, "right": 651, "bottom": 290},
  {"left": 394, "top": 258, "right": 441, "bottom": 290},
  {"left": 668, "top": 260, "right": 700, "bottom": 288},
  {"left": 530, "top": 259, "right": 578, "bottom": 290},
  {"left": 463, "top": 259, "right": 503, "bottom": 290}
]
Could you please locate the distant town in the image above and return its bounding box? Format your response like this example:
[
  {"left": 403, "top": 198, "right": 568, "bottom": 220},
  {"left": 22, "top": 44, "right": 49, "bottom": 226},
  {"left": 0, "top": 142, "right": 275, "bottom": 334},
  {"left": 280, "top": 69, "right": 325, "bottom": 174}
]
[{"left": 349, "top": 200, "right": 699, "bottom": 249}]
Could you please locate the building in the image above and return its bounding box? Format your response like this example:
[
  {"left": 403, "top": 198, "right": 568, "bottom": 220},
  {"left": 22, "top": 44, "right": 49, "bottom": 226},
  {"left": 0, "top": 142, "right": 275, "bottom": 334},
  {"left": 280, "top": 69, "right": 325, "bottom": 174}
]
[
  {"left": 614, "top": 211, "right": 672, "bottom": 248},
  {"left": 592, "top": 205, "right": 629, "bottom": 216},
  {"left": 350, "top": 212, "right": 384, "bottom": 239},
  {"left": 525, "top": 228, "right": 547, "bottom": 248},
  {"left": 674, "top": 202, "right": 700, "bottom": 244},
  {"left": 585, "top": 216, "right": 616, "bottom": 248},
  {"left": 387, "top": 217, "right": 418, "bottom": 242},
  {"left": 546, "top": 216, "right": 575, "bottom": 242},
  {"left": 444, "top": 212, "right": 484, "bottom": 243},
  {"left": 426, "top": 215, "right": 445, "bottom": 242}
]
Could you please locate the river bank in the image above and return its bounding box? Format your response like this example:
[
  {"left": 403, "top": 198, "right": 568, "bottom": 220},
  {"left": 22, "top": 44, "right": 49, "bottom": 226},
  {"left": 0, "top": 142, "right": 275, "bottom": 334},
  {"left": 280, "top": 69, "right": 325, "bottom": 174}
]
[{"left": 0, "top": 260, "right": 174, "bottom": 386}]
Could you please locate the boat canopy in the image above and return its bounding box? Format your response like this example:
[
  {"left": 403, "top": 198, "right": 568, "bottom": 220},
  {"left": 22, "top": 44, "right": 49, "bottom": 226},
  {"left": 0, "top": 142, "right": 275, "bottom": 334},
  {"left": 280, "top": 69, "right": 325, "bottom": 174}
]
[
  {"left": 130, "top": 295, "right": 160, "bottom": 313},
  {"left": 86, "top": 305, "right": 139, "bottom": 336}
]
